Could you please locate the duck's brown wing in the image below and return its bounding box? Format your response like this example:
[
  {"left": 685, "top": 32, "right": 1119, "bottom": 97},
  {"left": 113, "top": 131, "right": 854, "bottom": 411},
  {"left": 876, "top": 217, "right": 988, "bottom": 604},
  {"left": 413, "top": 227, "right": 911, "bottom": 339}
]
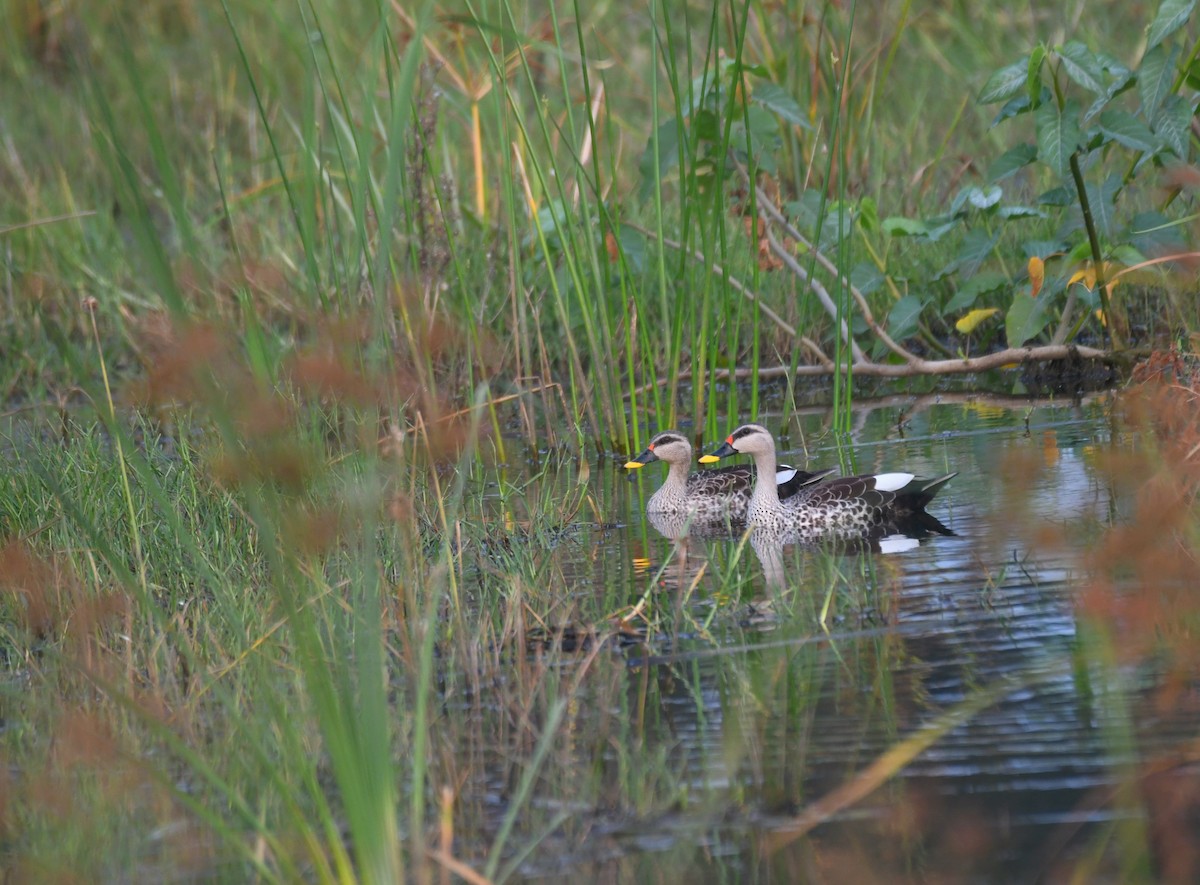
[
  {"left": 686, "top": 464, "right": 755, "bottom": 500},
  {"left": 792, "top": 475, "right": 899, "bottom": 512}
]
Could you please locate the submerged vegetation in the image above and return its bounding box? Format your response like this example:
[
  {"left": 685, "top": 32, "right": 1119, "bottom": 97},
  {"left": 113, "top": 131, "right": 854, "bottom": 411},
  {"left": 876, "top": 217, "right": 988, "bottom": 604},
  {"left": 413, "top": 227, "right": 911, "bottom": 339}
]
[{"left": 1, "top": 0, "right": 1199, "bottom": 880}]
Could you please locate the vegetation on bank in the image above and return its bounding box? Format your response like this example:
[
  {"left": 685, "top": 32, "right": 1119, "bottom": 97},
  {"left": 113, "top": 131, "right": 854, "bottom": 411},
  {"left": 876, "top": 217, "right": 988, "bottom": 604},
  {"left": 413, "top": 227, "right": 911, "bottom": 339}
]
[{"left": 1, "top": 0, "right": 1199, "bottom": 880}]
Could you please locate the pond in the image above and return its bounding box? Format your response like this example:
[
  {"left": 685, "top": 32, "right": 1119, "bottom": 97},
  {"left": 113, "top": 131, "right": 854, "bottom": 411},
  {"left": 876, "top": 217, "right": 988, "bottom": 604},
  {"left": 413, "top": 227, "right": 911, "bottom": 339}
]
[
  {"left": 3, "top": 390, "right": 1194, "bottom": 881},
  {"left": 466, "top": 393, "right": 1196, "bottom": 882}
]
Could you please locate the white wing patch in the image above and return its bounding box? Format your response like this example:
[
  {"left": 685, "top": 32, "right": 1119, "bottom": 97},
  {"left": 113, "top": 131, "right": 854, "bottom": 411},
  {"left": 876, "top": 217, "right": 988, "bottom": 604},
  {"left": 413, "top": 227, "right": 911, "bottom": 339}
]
[
  {"left": 775, "top": 467, "right": 798, "bottom": 486},
  {"left": 878, "top": 534, "right": 921, "bottom": 554},
  {"left": 872, "top": 472, "right": 915, "bottom": 492}
]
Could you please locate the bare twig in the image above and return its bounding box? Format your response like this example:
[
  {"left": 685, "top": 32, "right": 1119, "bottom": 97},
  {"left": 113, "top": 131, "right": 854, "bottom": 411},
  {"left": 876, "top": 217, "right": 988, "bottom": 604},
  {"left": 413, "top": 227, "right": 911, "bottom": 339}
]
[
  {"left": 628, "top": 344, "right": 1110, "bottom": 397},
  {"left": 754, "top": 181, "right": 921, "bottom": 363},
  {"left": 762, "top": 225, "right": 867, "bottom": 363}
]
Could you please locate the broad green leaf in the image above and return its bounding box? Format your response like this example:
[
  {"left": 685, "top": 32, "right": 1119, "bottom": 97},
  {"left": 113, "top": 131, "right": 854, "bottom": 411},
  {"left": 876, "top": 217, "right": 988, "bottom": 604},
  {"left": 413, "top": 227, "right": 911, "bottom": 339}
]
[
  {"left": 1082, "top": 69, "right": 1137, "bottom": 125},
  {"left": 851, "top": 261, "right": 885, "bottom": 295},
  {"left": 1006, "top": 292, "right": 1050, "bottom": 347},
  {"left": 1098, "top": 109, "right": 1159, "bottom": 153},
  {"left": 952, "top": 185, "right": 1001, "bottom": 213},
  {"left": 1138, "top": 44, "right": 1176, "bottom": 119},
  {"left": 997, "top": 205, "right": 1045, "bottom": 219},
  {"left": 1096, "top": 51, "right": 1133, "bottom": 80},
  {"left": 1057, "top": 41, "right": 1105, "bottom": 94},
  {"left": 1039, "top": 186, "right": 1074, "bottom": 206},
  {"left": 979, "top": 59, "right": 1029, "bottom": 103},
  {"left": 1065, "top": 239, "right": 1095, "bottom": 264},
  {"left": 945, "top": 271, "right": 1009, "bottom": 312},
  {"left": 751, "top": 82, "right": 813, "bottom": 129},
  {"left": 887, "top": 295, "right": 927, "bottom": 341},
  {"left": 638, "top": 118, "right": 680, "bottom": 201},
  {"left": 991, "top": 93, "right": 1034, "bottom": 126},
  {"left": 1153, "top": 95, "right": 1191, "bottom": 156},
  {"left": 1129, "top": 211, "right": 1180, "bottom": 256},
  {"left": 1022, "top": 240, "right": 1067, "bottom": 259},
  {"left": 988, "top": 143, "right": 1038, "bottom": 181},
  {"left": 954, "top": 229, "right": 999, "bottom": 279},
  {"left": 956, "top": 307, "right": 1001, "bottom": 334},
  {"left": 616, "top": 224, "right": 647, "bottom": 273},
  {"left": 1035, "top": 100, "right": 1080, "bottom": 179},
  {"left": 968, "top": 185, "right": 1003, "bottom": 209},
  {"left": 693, "top": 108, "right": 721, "bottom": 141},
  {"left": 1113, "top": 243, "right": 1148, "bottom": 267},
  {"left": 923, "top": 218, "right": 959, "bottom": 242},
  {"left": 1146, "top": 0, "right": 1195, "bottom": 49},
  {"left": 882, "top": 216, "right": 929, "bottom": 237},
  {"left": 1082, "top": 175, "right": 1121, "bottom": 240}
]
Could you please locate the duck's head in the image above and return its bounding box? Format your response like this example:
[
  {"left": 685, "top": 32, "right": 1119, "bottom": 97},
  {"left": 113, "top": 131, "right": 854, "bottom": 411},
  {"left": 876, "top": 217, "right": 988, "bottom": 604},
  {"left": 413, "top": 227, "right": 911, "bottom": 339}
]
[
  {"left": 699, "top": 423, "right": 775, "bottom": 462},
  {"left": 624, "top": 431, "right": 693, "bottom": 470}
]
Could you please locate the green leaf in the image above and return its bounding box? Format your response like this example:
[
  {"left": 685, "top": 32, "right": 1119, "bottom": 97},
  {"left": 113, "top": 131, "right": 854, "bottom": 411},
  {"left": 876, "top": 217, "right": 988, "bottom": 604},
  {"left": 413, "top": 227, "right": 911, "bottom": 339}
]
[
  {"left": 851, "top": 261, "right": 885, "bottom": 295},
  {"left": 1098, "top": 109, "right": 1160, "bottom": 153},
  {"left": 1138, "top": 44, "right": 1176, "bottom": 119},
  {"left": 887, "top": 295, "right": 927, "bottom": 341},
  {"left": 1153, "top": 94, "right": 1191, "bottom": 157},
  {"left": 922, "top": 218, "right": 959, "bottom": 242},
  {"left": 951, "top": 185, "right": 1002, "bottom": 213},
  {"left": 1146, "top": 0, "right": 1195, "bottom": 49},
  {"left": 616, "top": 224, "right": 647, "bottom": 273},
  {"left": 1022, "top": 239, "right": 1067, "bottom": 261},
  {"left": 1027, "top": 46, "right": 1048, "bottom": 105},
  {"left": 992, "top": 93, "right": 1034, "bottom": 126},
  {"left": 1082, "top": 67, "right": 1136, "bottom": 125},
  {"left": 882, "top": 216, "right": 929, "bottom": 237},
  {"left": 997, "top": 205, "right": 1045, "bottom": 220},
  {"left": 638, "top": 118, "right": 680, "bottom": 201},
  {"left": 1057, "top": 41, "right": 1105, "bottom": 94},
  {"left": 1082, "top": 175, "right": 1121, "bottom": 240},
  {"left": 751, "top": 82, "right": 813, "bottom": 129},
  {"left": 979, "top": 59, "right": 1030, "bottom": 103},
  {"left": 945, "top": 271, "right": 1009, "bottom": 312},
  {"left": 988, "top": 143, "right": 1038, "bottom": 182},
  {"left": 1006, "top": 292, "right": 1050, "bottom": 347},
  {"left": 693, "top": 108, "right": 721, "bottom": 142},
  {"left": 858, "top": 197, "right": 879, "bottom": 233},
  {"left": 1035, "top": 100, "right": 1080, "bottom": 179},
  {"left": 1039, "top": 186, "right": 1074, "bottom": 206},
  {"left": 954, "top": 229, "right": 999, "bottom": 278}
]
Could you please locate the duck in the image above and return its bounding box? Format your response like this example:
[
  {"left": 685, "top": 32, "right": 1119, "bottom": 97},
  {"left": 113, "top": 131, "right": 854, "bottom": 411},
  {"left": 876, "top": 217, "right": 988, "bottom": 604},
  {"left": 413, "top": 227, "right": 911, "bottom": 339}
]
[
  {"left": 699, "top": 423, "right": 955, "bottom": 535},
  {"left": 624, "top": 429, "right": 835, "bottom": 520}
]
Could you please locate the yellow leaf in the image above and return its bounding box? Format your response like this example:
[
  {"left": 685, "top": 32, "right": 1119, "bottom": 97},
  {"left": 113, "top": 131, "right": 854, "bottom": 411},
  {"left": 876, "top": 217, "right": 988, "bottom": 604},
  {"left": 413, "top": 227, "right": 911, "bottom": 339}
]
[
  {"left": 1028, "top": 256, "right": 1044, "bottom": 298},
  {"left": 1069, "top": 261, "right": 1124, "bottom": 291},
  {"left": 1069, "top": 267, "right": 1094, "bottom": 288},
  {"left": 955, "top": 307, "right": 1000, "bottom": 334}
]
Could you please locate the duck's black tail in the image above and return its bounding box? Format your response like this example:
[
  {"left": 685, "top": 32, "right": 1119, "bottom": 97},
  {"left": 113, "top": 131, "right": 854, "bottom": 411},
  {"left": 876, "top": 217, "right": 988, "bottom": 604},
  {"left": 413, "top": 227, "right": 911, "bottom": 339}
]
[{"left": 896, "top": 472, "right": 958, "bottom": 512}]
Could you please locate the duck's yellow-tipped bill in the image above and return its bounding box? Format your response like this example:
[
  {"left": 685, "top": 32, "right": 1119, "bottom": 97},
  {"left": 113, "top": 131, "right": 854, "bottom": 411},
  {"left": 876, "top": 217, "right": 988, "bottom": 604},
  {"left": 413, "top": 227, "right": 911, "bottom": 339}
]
[
  {"left": 624, "top": 460, "right": 646, "bottom": 470},
  {"left": 697, "top": 454, "right": 721, "bottom": 464}
]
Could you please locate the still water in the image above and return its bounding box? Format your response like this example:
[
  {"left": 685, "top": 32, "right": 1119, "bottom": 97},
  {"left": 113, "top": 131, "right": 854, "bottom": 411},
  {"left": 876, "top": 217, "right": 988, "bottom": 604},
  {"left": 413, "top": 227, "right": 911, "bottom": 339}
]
[{"left": 471, "top": 394, "right": 1196, "bottom": 882}]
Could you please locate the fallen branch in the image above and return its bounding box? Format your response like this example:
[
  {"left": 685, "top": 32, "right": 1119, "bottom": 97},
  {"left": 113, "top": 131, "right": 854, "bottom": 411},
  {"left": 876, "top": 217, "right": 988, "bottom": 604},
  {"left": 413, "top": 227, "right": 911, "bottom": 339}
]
[{"left": 629, "top": 344, "right": 1111, "bottom": 396}]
